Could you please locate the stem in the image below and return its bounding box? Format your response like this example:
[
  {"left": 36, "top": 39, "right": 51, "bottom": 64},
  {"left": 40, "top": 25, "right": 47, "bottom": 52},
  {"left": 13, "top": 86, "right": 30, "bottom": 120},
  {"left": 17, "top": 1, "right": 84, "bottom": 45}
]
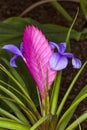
[
  {"left": 19, "top": 0, "right": 57, "bottom": 17},
  {"left": 66, "top": 9, "right": 79, "bottom": 51},
  {"left": 19, "top": 0, "right": 77, "bottom": 18},
  {"left": 42, "top": 85, "right": 50, "bottom": 116}
]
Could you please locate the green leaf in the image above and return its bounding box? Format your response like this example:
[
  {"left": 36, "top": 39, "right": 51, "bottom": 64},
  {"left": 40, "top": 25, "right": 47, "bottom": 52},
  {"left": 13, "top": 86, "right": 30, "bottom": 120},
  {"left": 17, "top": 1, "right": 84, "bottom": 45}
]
[
  {"left": 0, "top": 54, "right": 38, "bottom": 107},
  {"left": 0, "top": 17, "right": 81, "bottom": 46},
  {"left": 4, "top": 17, "right": 40, "bottom": 27},
  {"left": 2, "top": 99, "right": 30, "bottom": 127},
  {"left": 56, "top": 61, "right": 87, "bottom": 118},
  {"left": 0, "top": 17, "right": 40, "bottom": 44},
  {"left": 0, "top": 118, "right": 30, "bottom": 130},
  {"left": 51, "top": 1, "right": 72, "bottom": 21},
  {"left": 50, "top": 71, "right": 62, "bottom": 115},
  {"left": 0, "top": 108, "right": 22, "bottom": 124},
  {"left": 0, "top": 95, "right": 37, "bottom": 125},
  {"left": 29, "top": 114, "right": 52, "bottom": 130},
  {"left": 1, "top": 58, "right": 38, "bottom": 115},
  {"left": 65, "top": 9, "right": 78, "bottom": 51},
  {"left": 0, "top": 64, "right": 31, "bottom": 99},
  {"left": 80, "top": 0, "right": 87, "bottom": 19},
  {"left": 66, "top": 111, "right": 87, "bottom": 130},
  {"left": 0, "top": 79, "right": 41, "bottom": 120},
  {"left": 57, "top": 93, "right": 87, "bottom": 129},
  {"left": 0, "top": 83, "right": 38, "bottom": 124},
  {"left": 57, "top": 85, "right": 87, "bottom": 130},
  {"left": 80, "top": 28, "right": 87, "bottom": 40},
  {"left": 1, "top": 58, "right": 28, "bottom": 93},
  {"left": 40, "top": 24, "right": 81, "bottom": 42}
]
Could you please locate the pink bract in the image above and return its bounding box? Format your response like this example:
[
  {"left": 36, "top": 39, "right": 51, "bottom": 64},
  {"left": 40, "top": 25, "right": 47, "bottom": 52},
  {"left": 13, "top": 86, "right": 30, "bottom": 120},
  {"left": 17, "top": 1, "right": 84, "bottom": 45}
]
[{"left": 23, "top": 25, "right": 57, "bottom": 99}]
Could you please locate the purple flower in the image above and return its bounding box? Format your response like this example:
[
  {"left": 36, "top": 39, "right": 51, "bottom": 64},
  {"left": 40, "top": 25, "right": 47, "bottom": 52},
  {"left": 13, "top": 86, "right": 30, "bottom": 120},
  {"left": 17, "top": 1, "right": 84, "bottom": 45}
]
[
  {"left": 2, "top": 43, "right": 25, "bottom": 67},
  {"left": 49, "top": 42, "right": 82, "bottom": 70}
]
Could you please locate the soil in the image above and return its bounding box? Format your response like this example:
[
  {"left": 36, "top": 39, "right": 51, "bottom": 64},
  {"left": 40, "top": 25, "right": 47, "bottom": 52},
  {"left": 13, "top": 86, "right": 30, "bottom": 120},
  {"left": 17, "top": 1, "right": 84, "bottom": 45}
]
[{"left": 0, "top": 0, "right": 87, "bottom": 130}]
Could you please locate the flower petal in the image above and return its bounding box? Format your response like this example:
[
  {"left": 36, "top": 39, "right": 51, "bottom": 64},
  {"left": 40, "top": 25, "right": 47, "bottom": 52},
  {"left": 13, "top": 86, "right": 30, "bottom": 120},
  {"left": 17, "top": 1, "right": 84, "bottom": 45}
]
[
  {"left": 3, "top": 44, "right": 23, "bottom": 57},
  {"left": 2, "top": 44, "right": 25, "bottom": 63},
  {"left": 49, "top": 42, "right": 66, "bottom": 54},
  {"left": 72, "top": 57, "right": 82, "bottom": 69},
  {"left": 50, "top": 53, "right": 68, "bottom": 70},
  {"left": 64, "top": 52, "right": 74, "bottom": 57},
  {"left": 10, "top": 55, "right": 18, "bottom": 67},
  {"left": 49, "top": 42, "right": 58, "bottom": 50},
  {"left": 23, "top": 25, "right": 57, "bottom": 98},
  {"left": 57, "top": 43, "right": 66, "bottom": 53}
]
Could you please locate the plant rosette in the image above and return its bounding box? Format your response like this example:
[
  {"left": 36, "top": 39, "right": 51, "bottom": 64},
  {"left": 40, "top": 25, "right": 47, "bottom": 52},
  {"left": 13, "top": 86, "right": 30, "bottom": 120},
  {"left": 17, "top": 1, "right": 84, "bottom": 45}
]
[{"left": 0, "top": 25, "right": 87, "bottom": 130}]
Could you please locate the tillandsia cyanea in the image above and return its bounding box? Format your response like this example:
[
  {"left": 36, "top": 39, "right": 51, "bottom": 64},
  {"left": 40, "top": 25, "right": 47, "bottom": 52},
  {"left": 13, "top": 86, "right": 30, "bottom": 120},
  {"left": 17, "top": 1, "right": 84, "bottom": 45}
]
[
  {"left": 2, "top": 25, "right": 82, "bottom": 100},
  {"left": 2, "top": 26, "right": 57, "bottom": 100}
]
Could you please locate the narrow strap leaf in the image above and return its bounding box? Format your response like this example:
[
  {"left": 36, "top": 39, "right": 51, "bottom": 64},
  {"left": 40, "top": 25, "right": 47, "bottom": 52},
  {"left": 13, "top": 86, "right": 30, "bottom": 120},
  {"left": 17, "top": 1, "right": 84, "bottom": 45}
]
[
  {"left": 0, "top": 64, "right": 30, "bottom": 99},
  {"left": 51, "top": 1, "right": 72, "bottom": 21},
  {"left": 0, "top": 108, "right": 22, "bottom": 124},
  {"left": 57, "top": 85, "right": 87, "bottom": 130},
  {"left": 0, "top": 95, "right": 36, "bottom": 125},
  {"left": 0, "top": 118, "right": 30, "bottom": 130},
  {"left": 66, "top": 9, "right": 78, "bottom": 51},
  {"left": 56, "top": 61, "right": 87, "bottom": 118},
  {"left": 0, "top": 80, "right": 41, "bottom": 119},
  {"left": 1, "top": 58, "right": 28, "bottom": 93},
  {"left": 50, "top": 71, "right": 62, "bottom": 115},
  {"left": 0, "top": 64, "right": 41, "bottom": 119},
  {"left": 29, "top": 114, "right": 52, "bottom": 130},
  {"left": 2, "top": 99, "right": 30, "bottom": 127},
  {"left": 57, "top": 94, "right": 87, "bottom": 129},
  {"left": 0, "top": 85, "right": 37, "bottom": 124},
  {"left": 66, "top": 111, "right": 87, "bottom": 130},
  {"left": 80, "top": 0, "right": 87, "bottom": 19}
]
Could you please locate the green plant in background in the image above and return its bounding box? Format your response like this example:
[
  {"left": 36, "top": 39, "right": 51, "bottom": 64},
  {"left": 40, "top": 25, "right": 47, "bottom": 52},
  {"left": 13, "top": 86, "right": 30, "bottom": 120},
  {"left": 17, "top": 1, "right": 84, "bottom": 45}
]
[
  {"left": 19, "top": 0, "right": 72, "bottom": 21},
  {"left": 19, "top": 0, "right": 87, "bottom": 21},
  {"left": 80, "top": 0, "right": 87, "bottom": 19},
  {"left": 51, "top": 1, "right": 72, "bottom": 21},
  {"left": 52, "top": 0, "right": 87, "bottom": 21}
]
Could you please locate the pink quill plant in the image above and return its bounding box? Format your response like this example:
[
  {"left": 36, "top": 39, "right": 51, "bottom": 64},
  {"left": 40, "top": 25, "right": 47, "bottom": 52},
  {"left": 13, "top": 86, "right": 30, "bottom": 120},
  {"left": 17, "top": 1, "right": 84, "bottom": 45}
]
[
  {"left": 2, "top": 25, "right": 82, "bottom": 100},
  {"left": 1, "top": 24, "right": 84, "bottom": 130},
  {"left": 3, "top": 25, "right": 57, "bottom": 99}
]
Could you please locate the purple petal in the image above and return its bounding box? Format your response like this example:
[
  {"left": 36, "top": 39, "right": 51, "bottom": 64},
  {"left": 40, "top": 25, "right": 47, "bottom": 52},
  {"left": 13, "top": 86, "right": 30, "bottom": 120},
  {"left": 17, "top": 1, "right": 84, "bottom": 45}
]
[
  {"left": 57, "top": 43, "right": 66, "bottom": 53},
  {"left": 3, "top": 44, "right": 23, "bottom": 57},
  {"left": 72, "top": 57, "right": 82, "bottom": 69},
  {"left": 49, "top": 42, "right": 66, "bottom": 54},
  {"left": 50, "top": 53, "right": 68, "bottom": 70},
  {"left": 3, "top": 44, "right": 25, "bottom": 62},
  {"left": 64, "top": 52, "right": 74, "bottom": 58},
  {"left": 49, "top": 42, "right": 58, "bottom": 50},
  {"left": 10, "top": 55, "right": 18, "bottom": 67}
]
